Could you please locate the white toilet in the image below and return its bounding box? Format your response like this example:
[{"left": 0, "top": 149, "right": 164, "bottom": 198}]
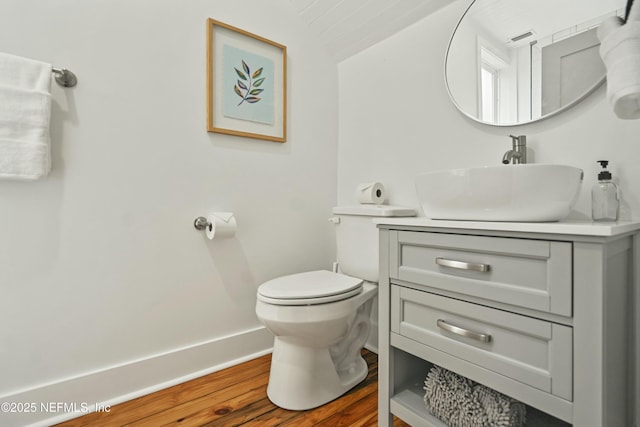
[{"left": 255, "top": 205, "right": 415, "bottom": 410}]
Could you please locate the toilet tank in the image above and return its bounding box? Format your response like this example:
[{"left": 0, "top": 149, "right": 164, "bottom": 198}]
[{"left": 331, "top": 205, "right": 415, "bottom": 282}]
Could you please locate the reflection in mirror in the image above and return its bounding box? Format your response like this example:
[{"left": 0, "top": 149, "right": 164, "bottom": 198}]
[{"left": 445, "top": 0, "right": 625, "bottom": 126}]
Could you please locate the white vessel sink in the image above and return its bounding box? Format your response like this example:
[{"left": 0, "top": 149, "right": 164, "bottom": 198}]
[{"left": 415, "top": 164, "right": 584, "bottom": 222}]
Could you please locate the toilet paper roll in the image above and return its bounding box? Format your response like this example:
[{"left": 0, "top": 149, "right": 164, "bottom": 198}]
[
  {"left": 206, "top": 212, "right": 237, "bottom": 240},
  {"left": 356, "top": 182, "right": 386, "bottom": 204}
]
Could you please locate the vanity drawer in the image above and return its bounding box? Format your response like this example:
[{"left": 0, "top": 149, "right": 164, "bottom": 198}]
[
  {"left": 390, "top": 231, "right": 572, "bottom": 316},
  {"left": 391, "top": 285, "right": 572, "bottom": 401}
]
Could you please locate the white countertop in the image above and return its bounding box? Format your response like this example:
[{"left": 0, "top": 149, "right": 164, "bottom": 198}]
[{"left": 374, "top": 217, "right": 640, "bottom": 237}]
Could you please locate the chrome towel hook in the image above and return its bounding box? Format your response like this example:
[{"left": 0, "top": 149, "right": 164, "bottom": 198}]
[{"left": 52, "top": 67, "right": 77, "bottom": 87}]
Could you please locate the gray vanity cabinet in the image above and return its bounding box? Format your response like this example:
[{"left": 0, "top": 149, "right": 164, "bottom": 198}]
[{"left": 376, "top": 221, "right": 639, "bottom": 427}]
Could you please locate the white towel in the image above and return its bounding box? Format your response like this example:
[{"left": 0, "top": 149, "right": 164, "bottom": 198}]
[
  {"left": 0, "top": 52, "right": 52, "bottom": 92},
  {"left": 598, "top": 4, "right": 640, "bottom": 119},
  {"left": 0, "top": 52, "right": 52, "bottom": 180}
]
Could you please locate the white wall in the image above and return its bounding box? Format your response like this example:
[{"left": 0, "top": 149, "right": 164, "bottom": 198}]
[
  {"left": 0, "top": 1, "right": 338, "bottom": 425},
  {"left": 338, "top": 0, "right": 640, "bottom": 220}
]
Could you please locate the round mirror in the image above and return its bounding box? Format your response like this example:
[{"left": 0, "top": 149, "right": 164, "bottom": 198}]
[{"left": 445, "top": 0, "right": 625, "bottom": 126}]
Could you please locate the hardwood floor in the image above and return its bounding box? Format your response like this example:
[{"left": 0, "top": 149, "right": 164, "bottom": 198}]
[{"left": 55, "top": 349, "right": 410, "bottom": 426}]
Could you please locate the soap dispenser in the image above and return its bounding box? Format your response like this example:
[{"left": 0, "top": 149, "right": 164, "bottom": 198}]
[{"left": 591, "top": 160, "right": 619, "bottom": 221}]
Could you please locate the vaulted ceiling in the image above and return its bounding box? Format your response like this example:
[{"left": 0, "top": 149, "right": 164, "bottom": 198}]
[{"left": 287, "top": 0, "right": 452, "bottom": 62}]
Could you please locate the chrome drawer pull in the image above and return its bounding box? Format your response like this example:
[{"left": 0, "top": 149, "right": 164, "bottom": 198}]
[
  {"left": 437, "top": 319, "right": 492, "bottom": 343},
  {"left": 435, "top": 257, "right": 490, "bottom": 272}
]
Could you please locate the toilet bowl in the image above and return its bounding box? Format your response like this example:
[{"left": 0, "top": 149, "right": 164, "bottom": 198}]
[
  {"left": 256, "top": 270, "right": 377, "bottom": 410},
  {"left": 255, "top": 205, "right": 415, "bottom": 410}
]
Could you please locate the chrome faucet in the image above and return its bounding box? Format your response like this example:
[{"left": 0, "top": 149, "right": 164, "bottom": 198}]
[{"left": 502, "top": 135, "right": 527, "bottom": 164}]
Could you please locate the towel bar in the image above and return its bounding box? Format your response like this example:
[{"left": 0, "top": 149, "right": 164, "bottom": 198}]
[{"left": 52, "top": 67, "right": 77, "bottom": 87}]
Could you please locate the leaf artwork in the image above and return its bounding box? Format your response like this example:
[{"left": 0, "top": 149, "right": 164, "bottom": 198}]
[{"left": 233, "top": 60, "right": 264, "bottom": 106}]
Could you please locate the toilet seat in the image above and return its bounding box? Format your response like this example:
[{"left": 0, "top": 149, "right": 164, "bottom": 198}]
[{"left": 257, "top": 270, "right": 363, "bottom": 306}]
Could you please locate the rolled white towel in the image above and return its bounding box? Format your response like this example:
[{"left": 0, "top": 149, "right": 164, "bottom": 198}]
[
  {"left": 598, "top": 16, "right": 624, "bottom": 41},
  {"left": 598, "top": 1, "right": 640, "bottom": 119},
  {"left": 599, "top": 21, "right": 640, "bottom": 119}
]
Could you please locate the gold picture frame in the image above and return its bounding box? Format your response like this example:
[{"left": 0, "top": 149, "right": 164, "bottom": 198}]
[{"left": 207, "top": 19, "right": 287, "bottom": 142}]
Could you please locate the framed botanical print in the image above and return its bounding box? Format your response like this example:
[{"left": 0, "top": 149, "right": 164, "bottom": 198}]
[{"left": 207, "top": 19, "right": 287, "bottom": 142}]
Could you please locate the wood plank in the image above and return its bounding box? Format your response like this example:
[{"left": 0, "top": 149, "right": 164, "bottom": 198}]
[
  {"left": 199, "top": 397, "right": 278, "bottom": 427},
  {"left": 314, "top": 391, "right": 379, "bottom": 427},
  {"left": 54, "top": 349, "right": 411, "bottom": 427},
  {"left": 277, "top": 363, "right": 378, "bottom": 426},
  {"left": 54, "top": 356, "right": 271, "bottom": 427},
  {"left": 125, "top": 372, "right": 270, "bottom": 426}
]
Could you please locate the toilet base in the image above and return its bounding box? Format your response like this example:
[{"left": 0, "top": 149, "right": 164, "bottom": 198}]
[{"left": 266, "top": 338, "right": 368, "bottom": 410}]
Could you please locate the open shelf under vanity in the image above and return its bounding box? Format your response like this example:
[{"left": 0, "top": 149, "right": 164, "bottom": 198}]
[{"left": 389, "top": 350, "right": 570, "bottom": 427}]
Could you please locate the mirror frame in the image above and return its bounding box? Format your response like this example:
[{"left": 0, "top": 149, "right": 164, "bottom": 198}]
[{"left": 444, "top": 0, "right": 607, "bottom": 127}]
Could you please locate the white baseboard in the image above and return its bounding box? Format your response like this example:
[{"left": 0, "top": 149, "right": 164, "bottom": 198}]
[{"left": 0, "top": 326, "right": 273, "bottom": 427}]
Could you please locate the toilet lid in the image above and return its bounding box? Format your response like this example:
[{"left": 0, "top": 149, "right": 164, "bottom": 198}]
[{"left": 257, "top": 270, "right": 363, "bottom": 305}]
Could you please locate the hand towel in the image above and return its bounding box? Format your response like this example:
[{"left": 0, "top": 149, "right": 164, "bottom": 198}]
[
  {"left": 0, "top": 52, "right": 52, "bottom": 92},
  {"left": 598, "top": 1, "right": 640, "bottom": 119},
  {"left": 0, "top": 52, "right": 52, "bottom": 180}
]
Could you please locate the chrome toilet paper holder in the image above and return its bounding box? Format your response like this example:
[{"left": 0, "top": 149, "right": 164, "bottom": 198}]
[
  {"left": 193, "top": 216, "right": 211, "bottom": 231},
  {"left": 194, "top": 213, "right": 237, "bottom": 239}
]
